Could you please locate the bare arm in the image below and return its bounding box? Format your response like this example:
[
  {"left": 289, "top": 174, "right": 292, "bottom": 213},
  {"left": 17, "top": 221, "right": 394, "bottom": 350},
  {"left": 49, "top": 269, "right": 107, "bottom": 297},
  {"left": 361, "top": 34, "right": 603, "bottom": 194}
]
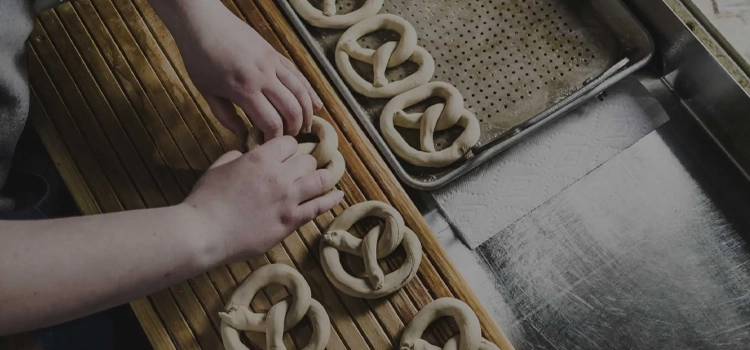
[
  {"left": 0, "top": 139, "right": 343, "bottom": 336},
  {"left": 0, "top": 204, "right": 214, "bottom": 335},
  {"left": 0, "top": 0, "right": 334, "bottom": 335}
]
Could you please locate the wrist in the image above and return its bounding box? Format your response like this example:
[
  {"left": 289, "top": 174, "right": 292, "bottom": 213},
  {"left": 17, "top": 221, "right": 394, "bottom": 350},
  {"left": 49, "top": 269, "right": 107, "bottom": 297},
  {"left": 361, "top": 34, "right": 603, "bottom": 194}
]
[{"left": 171, "top": 202, "right": 227, "bottom": 271}]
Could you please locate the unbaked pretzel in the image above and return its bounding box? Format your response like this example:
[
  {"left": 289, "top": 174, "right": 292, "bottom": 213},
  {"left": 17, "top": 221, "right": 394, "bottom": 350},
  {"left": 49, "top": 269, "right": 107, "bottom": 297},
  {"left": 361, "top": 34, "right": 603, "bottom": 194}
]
[
  {"left": 380, "top": 82, "right": 480, "bottom": 168},
  {"left": 219, "top": 264, "right": 331, "bottom": 350},
  {"left": 319, "top": 201, "right": 422, "bottom": 299},
  {"left": 289, "top": 0, "right": 384, "bottom": 29},
  {"left": 335, "top": 14, "right": 435, "bottom": 98},
  {"left": 246, "top": 116, "right": 345, "bottom": 189},
  {"left": 400, "top": 298, "right": 500, "bottom": 350}
]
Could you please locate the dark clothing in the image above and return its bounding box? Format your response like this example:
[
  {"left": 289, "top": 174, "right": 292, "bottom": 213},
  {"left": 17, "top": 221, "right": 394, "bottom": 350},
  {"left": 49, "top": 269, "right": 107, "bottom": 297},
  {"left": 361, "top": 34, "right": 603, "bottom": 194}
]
[{"left": 0, "top": 0, "right": 36, "bottom": 210}]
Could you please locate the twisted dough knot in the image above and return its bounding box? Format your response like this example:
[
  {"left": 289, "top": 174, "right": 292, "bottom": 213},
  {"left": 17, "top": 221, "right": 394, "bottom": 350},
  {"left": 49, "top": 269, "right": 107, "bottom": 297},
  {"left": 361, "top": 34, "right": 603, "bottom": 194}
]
[
  {"left": 289, "top": 0, "right": 383, "bottom": 29},
  {"left": 380, "top": 82, "right": 480, "bottom": 168},
  {"left": 400, "top": 298, "right": 500, "bottom": 350},
  {"left": 319, "top": 201, "right": 422, "bottom": 299},
  {"left": 246, "top": 116, "right": 345, "bottom": 190},
  {"left": 219, "top": 264, "right": 331, "bottom": 350},
  {"left": 335, "top": 14, "right": 435, "bottom": 98}
]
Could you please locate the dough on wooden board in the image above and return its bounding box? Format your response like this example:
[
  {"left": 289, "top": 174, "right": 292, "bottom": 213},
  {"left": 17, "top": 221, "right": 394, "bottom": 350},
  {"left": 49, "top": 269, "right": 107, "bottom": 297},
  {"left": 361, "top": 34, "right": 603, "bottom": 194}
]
[
  {"left": 246, "top": 116, "right": 345, "bottom": 190},
  {"left": 319, "top": 200, "right": 422, "bottom": 299},
  {"left": 400, "top": 298, "right": 500, "bottom": 350},
  {"left": 219, "top": 264, "right": 331, "bottom": 350}
]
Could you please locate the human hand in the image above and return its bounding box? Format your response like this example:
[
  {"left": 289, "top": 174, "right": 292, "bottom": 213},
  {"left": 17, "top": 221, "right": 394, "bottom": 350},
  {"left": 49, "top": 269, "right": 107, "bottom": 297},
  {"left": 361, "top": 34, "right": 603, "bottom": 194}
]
[
  {"left": 183, "top": 137, "right": 344, "bottom": 263},
  {"left": 153, "top": 1, "right": 323, "bottom": 141}
]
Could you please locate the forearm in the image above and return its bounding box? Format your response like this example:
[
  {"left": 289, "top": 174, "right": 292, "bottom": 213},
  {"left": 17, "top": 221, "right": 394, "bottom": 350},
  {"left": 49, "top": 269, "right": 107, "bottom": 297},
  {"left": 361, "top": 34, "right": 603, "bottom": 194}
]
[{"left": 0, "top": 204, "right": 219, "bottom": 335}]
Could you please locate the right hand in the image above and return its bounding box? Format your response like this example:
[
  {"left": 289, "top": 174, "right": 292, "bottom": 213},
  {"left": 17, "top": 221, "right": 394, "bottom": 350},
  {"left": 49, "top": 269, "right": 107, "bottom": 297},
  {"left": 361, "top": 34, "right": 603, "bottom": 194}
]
[
  {"left": 160, "top": 1, "right": 323, "bottom": 141},
  {"left": 183, "top": 137, "right": 344, "bottom": 263}
]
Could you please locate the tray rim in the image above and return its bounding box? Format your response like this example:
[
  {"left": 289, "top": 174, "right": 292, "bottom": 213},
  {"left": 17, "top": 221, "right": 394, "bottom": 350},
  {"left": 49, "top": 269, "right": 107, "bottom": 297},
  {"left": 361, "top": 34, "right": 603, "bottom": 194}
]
[{"left": 276, "top": 0, "right": 655, "bottom": 191}]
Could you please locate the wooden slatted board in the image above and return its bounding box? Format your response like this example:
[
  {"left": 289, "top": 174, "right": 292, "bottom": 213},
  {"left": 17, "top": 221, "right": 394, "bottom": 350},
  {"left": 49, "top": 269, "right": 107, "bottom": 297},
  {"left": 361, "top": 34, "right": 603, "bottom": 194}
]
[{"left": 27, "top": 0, "right": 513, "bottom": 349}]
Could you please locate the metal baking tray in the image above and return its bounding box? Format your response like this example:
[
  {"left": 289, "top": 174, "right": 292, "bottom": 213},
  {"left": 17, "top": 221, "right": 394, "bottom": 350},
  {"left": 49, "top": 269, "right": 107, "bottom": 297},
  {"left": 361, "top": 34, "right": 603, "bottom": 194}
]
[{"left": 277, "top": 0, "right": 654, "bottom": 190}]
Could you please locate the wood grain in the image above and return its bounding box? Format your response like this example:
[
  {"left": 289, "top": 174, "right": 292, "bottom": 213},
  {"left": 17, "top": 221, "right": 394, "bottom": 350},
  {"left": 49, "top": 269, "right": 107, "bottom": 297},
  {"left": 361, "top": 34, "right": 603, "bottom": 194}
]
[{"left": 27, "top": 0, "right": 514, "bottom": 349}]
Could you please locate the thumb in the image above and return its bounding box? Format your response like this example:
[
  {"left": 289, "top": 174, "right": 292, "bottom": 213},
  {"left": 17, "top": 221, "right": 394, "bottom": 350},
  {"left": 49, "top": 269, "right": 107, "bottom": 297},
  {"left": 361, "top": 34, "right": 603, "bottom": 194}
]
[
  {"left": 205, "top": 95, "right": 248, "bottom": 140},
  {"left": 209, "top": 150, "right": 243, "bottom": 170}
]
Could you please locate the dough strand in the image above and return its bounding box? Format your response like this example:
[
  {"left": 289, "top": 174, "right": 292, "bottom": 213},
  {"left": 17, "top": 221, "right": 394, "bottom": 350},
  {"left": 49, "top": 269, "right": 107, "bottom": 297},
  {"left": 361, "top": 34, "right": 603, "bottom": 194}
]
[
  {"left": 400, "top": 298, "right": 500, "bottom": 350},
  {"left": 220, "top": 264, "right": 331, "bottom": 350},
  {"left": 380, "top": 82, "right": 480, "bottom": 168},
  {"left": 291, "top": 2, "right": 482, "bottom": 168},
  {"left": 246, "top": 116, "right": 345, "bottom": 190},
  {"left": 289, "top": 0, "right": 384, "bottom": 29},
  {"left": 335, "top": 14, "right": 435, "bottom": 98},
  {"left": 320, "top": 201, "right": 422, "bottom": 299}
]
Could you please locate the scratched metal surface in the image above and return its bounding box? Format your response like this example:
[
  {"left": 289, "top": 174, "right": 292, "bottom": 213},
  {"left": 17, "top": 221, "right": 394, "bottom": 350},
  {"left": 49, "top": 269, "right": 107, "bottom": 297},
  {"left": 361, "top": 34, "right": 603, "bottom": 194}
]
[
  {"left": 472, "top": 82, "right": 750, "bottom": 349},
  {"left": 409, "top": 73, "right": 750, "bottom": 349}
]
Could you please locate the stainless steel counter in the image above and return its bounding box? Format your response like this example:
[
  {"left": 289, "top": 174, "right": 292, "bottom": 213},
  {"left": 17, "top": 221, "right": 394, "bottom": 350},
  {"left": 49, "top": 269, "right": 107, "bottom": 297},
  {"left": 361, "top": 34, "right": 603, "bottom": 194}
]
[{"left": 411, "top": 72, "right": 750, "bottom": 349}]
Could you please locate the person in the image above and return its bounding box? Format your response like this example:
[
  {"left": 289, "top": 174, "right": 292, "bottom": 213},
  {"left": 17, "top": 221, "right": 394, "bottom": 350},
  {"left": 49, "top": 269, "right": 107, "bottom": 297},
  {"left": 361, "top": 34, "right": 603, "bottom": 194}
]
[{"left": 0, "top": 0, "right": 344, "bottom": 339}]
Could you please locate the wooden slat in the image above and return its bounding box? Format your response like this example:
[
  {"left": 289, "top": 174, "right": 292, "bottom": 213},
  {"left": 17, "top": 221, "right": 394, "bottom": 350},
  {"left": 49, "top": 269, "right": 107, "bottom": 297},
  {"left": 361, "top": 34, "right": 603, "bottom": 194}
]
[
  {"left": 29, "top": 88, "right": 101, "bottom": 215},
  {"left": 130, "top": 0, "right": 240, "bottom": 152},
  {"left": 28, "top": 0, "right": 514, "bottom": 349},
  {"left": 51, "top": 4, "right": 188, "bottom": 204},
  {"left": 68, "top": 0, "right": 200, "bottom": 194},
  {"left": 108, "top": 0, "right": 225, "bottom": 160}
]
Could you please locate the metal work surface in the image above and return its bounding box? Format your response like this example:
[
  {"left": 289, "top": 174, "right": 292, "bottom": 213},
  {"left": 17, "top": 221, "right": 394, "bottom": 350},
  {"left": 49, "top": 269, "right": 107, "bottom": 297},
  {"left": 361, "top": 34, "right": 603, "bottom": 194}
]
[
  {"left": 623, "top": 0, "right": 750, "bottom": 179},
  {"left": 477, "top": 130, "right": 750, "bottom": 348},
  {"left": 277, "top": 0, "right": 653, "bottom": 189},
  {"left": 414, "top": 75, "right": 750, "bottom": 349}
]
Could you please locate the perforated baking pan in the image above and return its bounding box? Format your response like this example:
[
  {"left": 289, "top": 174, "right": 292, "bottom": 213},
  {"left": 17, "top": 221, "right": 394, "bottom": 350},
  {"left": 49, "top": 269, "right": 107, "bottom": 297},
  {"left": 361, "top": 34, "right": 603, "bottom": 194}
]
[{"left": 277, "top": 0, "right": 654, "bottom": 190}]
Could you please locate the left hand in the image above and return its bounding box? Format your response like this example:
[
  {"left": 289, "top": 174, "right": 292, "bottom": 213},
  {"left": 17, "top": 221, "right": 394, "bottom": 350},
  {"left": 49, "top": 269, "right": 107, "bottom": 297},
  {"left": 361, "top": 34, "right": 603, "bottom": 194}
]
[{"left": 152, "top": 0, "right": 324, "bottom": 141}]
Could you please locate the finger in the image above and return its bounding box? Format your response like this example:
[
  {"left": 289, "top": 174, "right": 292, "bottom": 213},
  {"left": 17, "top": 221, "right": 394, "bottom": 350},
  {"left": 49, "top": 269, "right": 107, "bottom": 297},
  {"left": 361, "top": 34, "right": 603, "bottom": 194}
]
[
  {"left": 279, "top": 56, "right": 323, "bottom": 110},
  {"left": 235, "top": 93, "right": 284, "bottom": 142},
  {"left": 294, "top": 168, "right": 335, "bottom": 203},
  {"left": 264, "top": 82, "right": 303, "bottom": 136},
  {"left": 208, "top": 150, "right": 243, "bottom": 170},
  {"left": 294, "top": 189, "right": 345, "bottom": 225},
  {"left": 205, "top": 95, "right": 247, "bottom": 140},
  {"left": 250, "top": 135, "right": 298, "bottom": 162},
  {"left": 277, "top": 65, "right": 313, "bottom": 134},
  {"left": 282, "top": 154, "right": 317, "bottom": 181}
]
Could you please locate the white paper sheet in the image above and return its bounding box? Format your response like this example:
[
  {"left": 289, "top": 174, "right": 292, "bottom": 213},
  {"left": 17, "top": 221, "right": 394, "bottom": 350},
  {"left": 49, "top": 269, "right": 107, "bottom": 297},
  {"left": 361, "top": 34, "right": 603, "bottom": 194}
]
[{"left": 430, "top": 78, "right": 669, "bottom": 248}]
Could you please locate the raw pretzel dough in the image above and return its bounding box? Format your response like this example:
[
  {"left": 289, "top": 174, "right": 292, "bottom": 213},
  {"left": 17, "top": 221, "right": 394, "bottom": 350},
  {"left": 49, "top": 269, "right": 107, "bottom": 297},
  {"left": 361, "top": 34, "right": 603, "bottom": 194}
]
[
  {"left": 380, "top": 82, "right": 480, "bottom": 167},
  {"left": 289, "top": 0, "right": 384, "bottom": 29},
  {"left": 319, "top": 201, "right": 422, "bottom": 299},
  {"left": 400, "top": 298, "right": 500, "bottom": 350},
  {"left": 246, "top": 116, "right": 345, "bottom": 189},
  {"left": 335, "top": 14, "right": 434, "bottom": 98},
  {"left": 219, "top": 264, "right": 331, "bottom": 350}
]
